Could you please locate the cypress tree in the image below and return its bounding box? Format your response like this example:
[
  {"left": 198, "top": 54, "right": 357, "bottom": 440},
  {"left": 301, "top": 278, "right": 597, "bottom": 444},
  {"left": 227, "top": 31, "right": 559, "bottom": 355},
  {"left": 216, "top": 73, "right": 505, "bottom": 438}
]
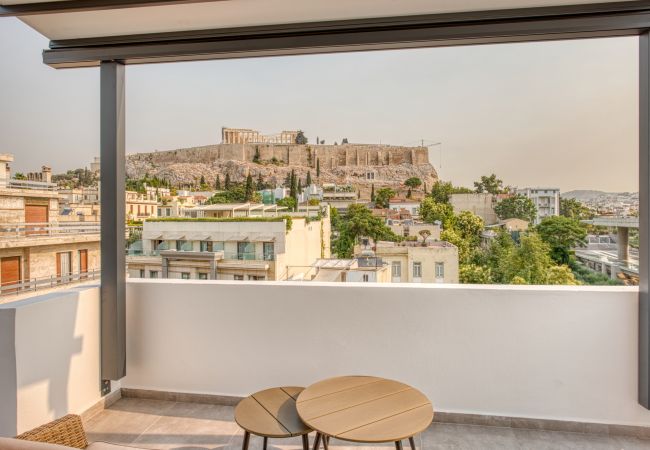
[
  {"left": 225, "top": 173, "right": 231, "bottom": 190},
  {"left": 298, "top": 178, "right": 303, "bottom": 194},
  {"left": 316, "top": 158, "right": 320, "bottom": 177},
  {"left": 371, "top": 184, "right": 376, "bottom": 202},
  {"left": 215, "top": 175, "right": 221, "bottom": 190},
  {"left": 306, "top": 171, "right": 312, "bottom": 186},
  {"left": 257, "top": 173, "right": 264, "bottom": 190},
  {"left": 245, "top": 174, "right": 254, "bottom": 201}
]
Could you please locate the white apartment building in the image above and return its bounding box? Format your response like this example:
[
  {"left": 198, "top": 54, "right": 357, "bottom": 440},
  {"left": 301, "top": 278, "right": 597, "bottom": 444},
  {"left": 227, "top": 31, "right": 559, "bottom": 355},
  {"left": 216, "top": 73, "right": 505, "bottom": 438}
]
[
  {"left": 388, "top": 199, "right": 421, "bottom": 218},
  {"left": 127, "top": 210, "right": 331, "bottom": 281},
  {"left": 516, "top": 187, "right": 560, "bottom": 225},
  {"left": 354, "top": 240, "right": 459, "bottom": 284}
]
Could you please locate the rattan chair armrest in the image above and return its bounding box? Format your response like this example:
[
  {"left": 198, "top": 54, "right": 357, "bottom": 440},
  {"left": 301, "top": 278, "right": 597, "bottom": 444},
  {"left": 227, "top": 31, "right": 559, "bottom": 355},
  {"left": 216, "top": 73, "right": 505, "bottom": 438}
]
[{"left": 15, "top": 414, "right": 89, "bottom": 449}]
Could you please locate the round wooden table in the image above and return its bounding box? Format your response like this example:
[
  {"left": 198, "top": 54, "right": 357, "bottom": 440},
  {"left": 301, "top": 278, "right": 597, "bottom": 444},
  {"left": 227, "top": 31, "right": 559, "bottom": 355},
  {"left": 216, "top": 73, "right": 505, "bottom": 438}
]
[
  {"left": 235, "top": 386, "right": 312, "bottom": 450},
  {"left": 296, "top": 376, "right": 433, "bottom": 450}
]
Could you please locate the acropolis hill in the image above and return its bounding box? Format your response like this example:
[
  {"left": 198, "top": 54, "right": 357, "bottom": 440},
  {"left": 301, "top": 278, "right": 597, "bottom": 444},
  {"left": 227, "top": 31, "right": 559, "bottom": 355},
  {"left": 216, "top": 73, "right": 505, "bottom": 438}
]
[{"left": 126, "top": 128, "right": 438, "bottom": 197}]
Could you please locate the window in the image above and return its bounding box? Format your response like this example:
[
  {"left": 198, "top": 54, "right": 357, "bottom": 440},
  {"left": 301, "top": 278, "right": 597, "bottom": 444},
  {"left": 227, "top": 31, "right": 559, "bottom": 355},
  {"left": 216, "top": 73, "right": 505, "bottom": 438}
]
[
  {"left": 413, "top": 262, "right": 422, "bottom": 279},
  {"left": 263, "top": 242, "right": 275, "bottom": 261},
  {"left": 391, "top": 261, "right": 401, "bottom": 278},
  {"left": 149, "top": 270, "right": 159, "bottom": 278},
  {"left": 234, "top": 275, "right": 244, "bottom": 280},
  {"left": 139, "top": 269, "right": 145, "bottom": 278},
  {"left": 248, "top": 275, "right": 265, "bottom": 280},
  {"left": 213, "top": 241, "right": 225, "bottom": 252},
  {"left": 362, "top": 274, "right": 369, "bottom": 282},
  {"left": 238, "top": 241, "right": 255, "bottom": 260},
  {"left": 198, "top": 273, "right": 208, "bottom": 280},
  {"left": 435, "top": 262, "right": 444, "bottom": 279},
  {"left": 181, "top": 272, "right": 190, "bottom": 279},
  {"left": 176, "top": 240, "right": 188, "bottom": 251},
  {"left": 200, "top": 241, "right": 213, "bottom": 252}
]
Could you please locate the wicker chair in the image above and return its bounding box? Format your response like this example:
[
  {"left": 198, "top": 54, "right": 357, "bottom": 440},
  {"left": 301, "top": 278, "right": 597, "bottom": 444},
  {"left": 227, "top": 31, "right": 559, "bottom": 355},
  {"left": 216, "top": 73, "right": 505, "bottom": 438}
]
[
  {"left": 15, "top": 415, "right": 89, "bottom": 449},
  {"left": 0, "top": 414, "right": 144, "bottom": 450}
]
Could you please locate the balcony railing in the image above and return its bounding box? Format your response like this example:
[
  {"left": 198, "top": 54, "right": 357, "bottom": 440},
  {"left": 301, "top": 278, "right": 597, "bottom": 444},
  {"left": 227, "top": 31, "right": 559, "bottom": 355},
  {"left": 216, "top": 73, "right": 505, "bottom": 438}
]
[
  {"left": 0, "top": 179, "right": 58, "bottom": 191},
  {"left": 0, "top": 222, "right": 101, "bottom": 239},
  {"left": 0, "top": 268, "right": 100, "bottom": 297}
]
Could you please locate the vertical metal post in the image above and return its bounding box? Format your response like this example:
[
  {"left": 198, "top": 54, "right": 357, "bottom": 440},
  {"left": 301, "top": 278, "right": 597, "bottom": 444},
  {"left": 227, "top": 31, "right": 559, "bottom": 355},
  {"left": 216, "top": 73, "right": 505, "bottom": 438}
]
[
  {"left": 100, "top": 61, "right": 126, "bottom": 381},
  {"left": 640, "top": 32, "right": 650, "bottom": 409}
]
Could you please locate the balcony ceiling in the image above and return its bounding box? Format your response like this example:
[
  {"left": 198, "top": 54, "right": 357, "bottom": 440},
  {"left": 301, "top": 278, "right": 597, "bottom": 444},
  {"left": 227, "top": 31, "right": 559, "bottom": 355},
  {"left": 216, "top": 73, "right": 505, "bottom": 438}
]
[{"left": 0, "top": 0, "right": 642, "bottom": 41}]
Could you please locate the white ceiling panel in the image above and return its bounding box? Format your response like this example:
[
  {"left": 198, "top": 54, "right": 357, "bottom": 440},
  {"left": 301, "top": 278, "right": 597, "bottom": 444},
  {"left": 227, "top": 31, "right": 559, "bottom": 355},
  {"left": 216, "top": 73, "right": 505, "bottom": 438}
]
[{"left": 14, "top": 0, "right": 640, "bottom": 41}]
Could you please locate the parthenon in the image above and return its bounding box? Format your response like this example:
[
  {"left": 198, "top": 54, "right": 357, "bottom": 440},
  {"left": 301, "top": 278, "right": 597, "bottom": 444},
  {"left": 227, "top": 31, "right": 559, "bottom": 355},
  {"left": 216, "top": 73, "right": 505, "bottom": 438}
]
[{"left": 221, "top": 127, "right": 298, "bottom": 145}]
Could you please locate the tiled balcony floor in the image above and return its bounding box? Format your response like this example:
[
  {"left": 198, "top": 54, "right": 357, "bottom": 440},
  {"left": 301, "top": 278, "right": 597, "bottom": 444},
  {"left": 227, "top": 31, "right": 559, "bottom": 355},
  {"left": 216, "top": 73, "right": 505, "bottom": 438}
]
[{"left": 84, "top": 398, "right": 650, "bottom": 450}]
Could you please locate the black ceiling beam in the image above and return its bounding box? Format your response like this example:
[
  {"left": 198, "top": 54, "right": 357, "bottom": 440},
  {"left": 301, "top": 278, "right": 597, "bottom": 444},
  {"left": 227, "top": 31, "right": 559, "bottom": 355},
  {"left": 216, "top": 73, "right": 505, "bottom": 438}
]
[
  {"left": 41, "top": 1, "right": 650, "bottom": 69},
  {"left": 0, "top": 0, "right": 222, "bottom": 17}
]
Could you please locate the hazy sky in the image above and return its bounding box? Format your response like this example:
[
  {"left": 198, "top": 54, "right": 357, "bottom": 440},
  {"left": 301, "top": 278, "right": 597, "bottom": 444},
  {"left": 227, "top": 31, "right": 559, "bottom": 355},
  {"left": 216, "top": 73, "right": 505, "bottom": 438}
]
[{"left": 0, "top": 17, "right": 639, "bottom": 192}]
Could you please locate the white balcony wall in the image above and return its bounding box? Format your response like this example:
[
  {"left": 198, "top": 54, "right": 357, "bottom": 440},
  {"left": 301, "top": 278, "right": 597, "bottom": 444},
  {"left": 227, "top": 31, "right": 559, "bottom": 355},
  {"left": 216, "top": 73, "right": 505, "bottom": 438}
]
[
  {"left": 2, "top": 281, "right": 650, "bottom": 437},
  {"left": 0, "top": 286, "right": 102, "bottom": 436},
  {"left": 124, "top": 280, "right": 650, "bottom": 427}
]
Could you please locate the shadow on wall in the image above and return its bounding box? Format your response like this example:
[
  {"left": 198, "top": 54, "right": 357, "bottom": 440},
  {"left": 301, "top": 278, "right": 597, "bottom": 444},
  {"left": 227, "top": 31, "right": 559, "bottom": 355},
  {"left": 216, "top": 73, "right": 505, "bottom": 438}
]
[{"left": 0, "top": 285, "right": 99, "bottom": 436}]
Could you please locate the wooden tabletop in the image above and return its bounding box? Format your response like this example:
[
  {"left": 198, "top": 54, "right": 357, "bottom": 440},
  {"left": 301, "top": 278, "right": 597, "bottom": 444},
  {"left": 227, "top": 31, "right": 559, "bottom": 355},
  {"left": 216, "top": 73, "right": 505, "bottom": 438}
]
[
  {"left": 296, "top": 376, "right": 433, "bottom": 443},
  {"left": 235, "top": 386, "right": 312, "bottom": 438}
]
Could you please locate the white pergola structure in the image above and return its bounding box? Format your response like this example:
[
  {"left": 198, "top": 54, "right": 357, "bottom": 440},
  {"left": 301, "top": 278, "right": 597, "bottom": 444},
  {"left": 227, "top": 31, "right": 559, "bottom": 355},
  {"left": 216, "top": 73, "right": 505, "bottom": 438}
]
[{"left": 2, "top": 0, "right": 650, "bottom": 406}]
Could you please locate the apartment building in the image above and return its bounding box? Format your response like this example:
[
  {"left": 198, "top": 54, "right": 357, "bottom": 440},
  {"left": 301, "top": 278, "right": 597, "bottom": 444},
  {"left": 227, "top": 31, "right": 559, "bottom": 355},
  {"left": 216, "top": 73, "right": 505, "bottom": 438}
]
[
  {"left": 299, "top": 256, "right": 391, "bottom": 283},
  {"left": 358, "top": 240, "right": 459, "bottom": 283},
  {"left": 127, "top": 207, "right": 331, "bottom": 281},
  {"left": 516, "top": 187, "right": 560, "bottom": 225},
  {"left": 0, "top": 155, "right": 99, "bottom": 290},
  {"left": 58, "top": 186, "right": 100, "bottom": 222},
  {"left": 387, "top": 219, "right": 441, "bottom": 240},
  {"left": 126, "top": 190, "right": 158, "bottom": 220},
  {"left": 388, "top": 199, "right": 421, "bottom": 219}
]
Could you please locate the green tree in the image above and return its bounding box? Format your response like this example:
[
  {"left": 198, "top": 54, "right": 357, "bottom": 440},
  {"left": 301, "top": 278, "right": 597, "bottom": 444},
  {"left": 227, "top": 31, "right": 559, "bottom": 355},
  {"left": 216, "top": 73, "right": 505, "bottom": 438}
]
[
  {"left": 374, "top": 187, "right": 396, "bottom": 208},
  {"left": 256, "top": 173, "right": 265, "bottom": 190},
  {"left": 244, "top": 174, "right": 254, "bottom": 201},
  {"left": 474, "top": 174, "right": 504, "bottom": 194},
  {"left": 224, "top": 173, "right": 231, "bottom": 189},
  {"left": 370, "top": 184, "right": 376, "bottom": 202},
  {"left": 316, "top": 158, "right": 321, "bottom": 177},
  {"left": 298, "top": 178, "right": 303, "bottom": 195},
  {"left": 406, "top": 188, "right": 412, "bottom": 198},
  {"left": 441, "top": 228, "right": 470, "bottom": 263},
  {"left": 536, "top": 215, "right": 587, "bottom": 264},
  {"left": 295, "top": 130, "right": 308, "bottom": 144},
  {"left": 494, "top": 195, "right": 537, "bottom": 223},
  {"left": 342, "top": 138, "right": 349, "bottom": 144},
  {"left": 289, "top": 169, "right": 297, "bottom": 202},
  {"left": 13, "top": 172, "right": 26, "bottom": 180},
  {"left": 419, "top": 198, "right": 455, "bottom": 229},
  {"left": 460, "top": 264, "right": 492, "bottom": 284},
  {"left": 306, "top": 171, "right": 312, "bottom": 186},
  {"left": 215, "top": 175, "right": 221, "bottom": 190},
  {"left": 404, "top": 177, "right": 422, "bottom": 189},
  {"left": 546, "top": 265, "right": 580, "bottom": 285},
  {"left": 253, "top": 146, "right": 261, "bottom": 163},
  {"left": 429, "top": 181, "right": 454, "bottom": 204},
  {"left": 454, "top": 210, "right": 485, "bottom": 249},
  {"left": 560, "top": 197, "right": 594, "bottom": 220},
  {"left": 505, "top": 233, "right": 553, "bottom": 285},
  {"left": 276, "top": 197, "right": 297, "bottom": 211},
  {"left": 332, "top": 204, "right": 400, "bottom": 257}
]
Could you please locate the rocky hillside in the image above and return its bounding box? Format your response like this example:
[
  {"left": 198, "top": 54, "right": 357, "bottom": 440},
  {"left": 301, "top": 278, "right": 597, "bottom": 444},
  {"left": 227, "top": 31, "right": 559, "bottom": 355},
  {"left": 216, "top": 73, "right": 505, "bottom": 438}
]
[{"left": 126, "top": 143, "right": 438, "bottom": 199}]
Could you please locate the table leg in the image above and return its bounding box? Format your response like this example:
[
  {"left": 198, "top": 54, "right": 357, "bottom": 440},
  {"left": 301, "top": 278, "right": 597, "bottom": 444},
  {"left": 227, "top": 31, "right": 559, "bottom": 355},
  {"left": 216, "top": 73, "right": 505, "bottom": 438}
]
[
  {"left": 263, "top": 437, "right": 268, "bottom": 450},
  {"left": 302, "top": 434, "right": 309, "bottom": 450},
  {"left": 395, "top": 440, "right": 403, "bottom": 450},
  {"left": 322, "top": 435, "right": 329, "bottom": 450},
  {"left": 242, "top": 431, "right": 250, "bottom": 450},
  {"left": 312, "top": 433, "right": 321, "bottom": 450},
  {"left": 408, "top": 436, "right": 416, "bottom": 450}
]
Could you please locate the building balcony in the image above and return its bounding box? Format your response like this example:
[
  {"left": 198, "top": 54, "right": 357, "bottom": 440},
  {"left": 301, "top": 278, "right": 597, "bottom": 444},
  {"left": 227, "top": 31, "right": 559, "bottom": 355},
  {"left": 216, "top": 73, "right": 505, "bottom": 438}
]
[
  {"left": 1, "top": 281, "right": 649, "bottom": 449},
  {"left": 0, "top": 222, "right": 101, "bottom": 248}
]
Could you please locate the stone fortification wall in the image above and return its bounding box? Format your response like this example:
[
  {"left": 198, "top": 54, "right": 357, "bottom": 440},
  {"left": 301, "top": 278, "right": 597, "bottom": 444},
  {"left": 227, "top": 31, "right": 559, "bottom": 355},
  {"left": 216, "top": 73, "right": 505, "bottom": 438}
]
[{"left": 132, "top": 143, "right": 430, "bottom": 168}]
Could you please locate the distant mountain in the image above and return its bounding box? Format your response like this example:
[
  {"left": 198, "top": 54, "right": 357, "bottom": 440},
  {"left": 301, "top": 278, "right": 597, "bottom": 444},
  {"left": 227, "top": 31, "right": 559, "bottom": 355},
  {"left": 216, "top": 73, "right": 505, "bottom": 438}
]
[
  {"left": 562, "top": 190, "right": 609, "bottom": 201},
  {"left": 562, "top": 190, "right": 638, "bottom": 202}
]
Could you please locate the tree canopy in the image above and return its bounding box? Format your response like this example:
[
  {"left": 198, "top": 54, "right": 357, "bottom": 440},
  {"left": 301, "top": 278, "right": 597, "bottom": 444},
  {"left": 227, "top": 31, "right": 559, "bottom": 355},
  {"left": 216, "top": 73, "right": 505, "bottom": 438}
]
[
  {"left": 494, "top": 195, "right": 537, "bottom": 223},
  {"left": 331, "top": 204, "right": 400, "bottom": 257},
  {"left": 536, "top": 215, "right": 587, "bottom": 264},
  {"left": 374, "top": 187, "right": 396, "bottom": 208},
  {"left": 560, "top": 197, "right": 594, "bottom": 220},
  {"left": 404, "top": 177, "right": 422, "bottom": 189},
  {"left": 473, "top": 174, "right": 505, "bottom": 194}
]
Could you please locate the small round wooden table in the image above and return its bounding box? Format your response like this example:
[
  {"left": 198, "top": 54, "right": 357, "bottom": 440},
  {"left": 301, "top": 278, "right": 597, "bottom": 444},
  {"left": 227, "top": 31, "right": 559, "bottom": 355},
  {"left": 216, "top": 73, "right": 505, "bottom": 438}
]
[
  {"left": 235, "top": 386, "right": 312, "bottom": 450},
  {"left": 296, "top": 376, "right": 433, "bottom": 450}
]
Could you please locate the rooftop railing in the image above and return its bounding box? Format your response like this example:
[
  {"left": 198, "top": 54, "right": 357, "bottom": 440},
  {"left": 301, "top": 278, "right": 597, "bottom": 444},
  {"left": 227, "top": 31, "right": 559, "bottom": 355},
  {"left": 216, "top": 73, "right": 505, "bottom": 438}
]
[
  {"left": 0, "top": 179, "right": 58, "bottom": 191},
  {"left": 0, "top": 268, "right": 100, "bottom": 297},
  {"left": 0, "top": 222, "right": 101, "bottom": 239}
]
